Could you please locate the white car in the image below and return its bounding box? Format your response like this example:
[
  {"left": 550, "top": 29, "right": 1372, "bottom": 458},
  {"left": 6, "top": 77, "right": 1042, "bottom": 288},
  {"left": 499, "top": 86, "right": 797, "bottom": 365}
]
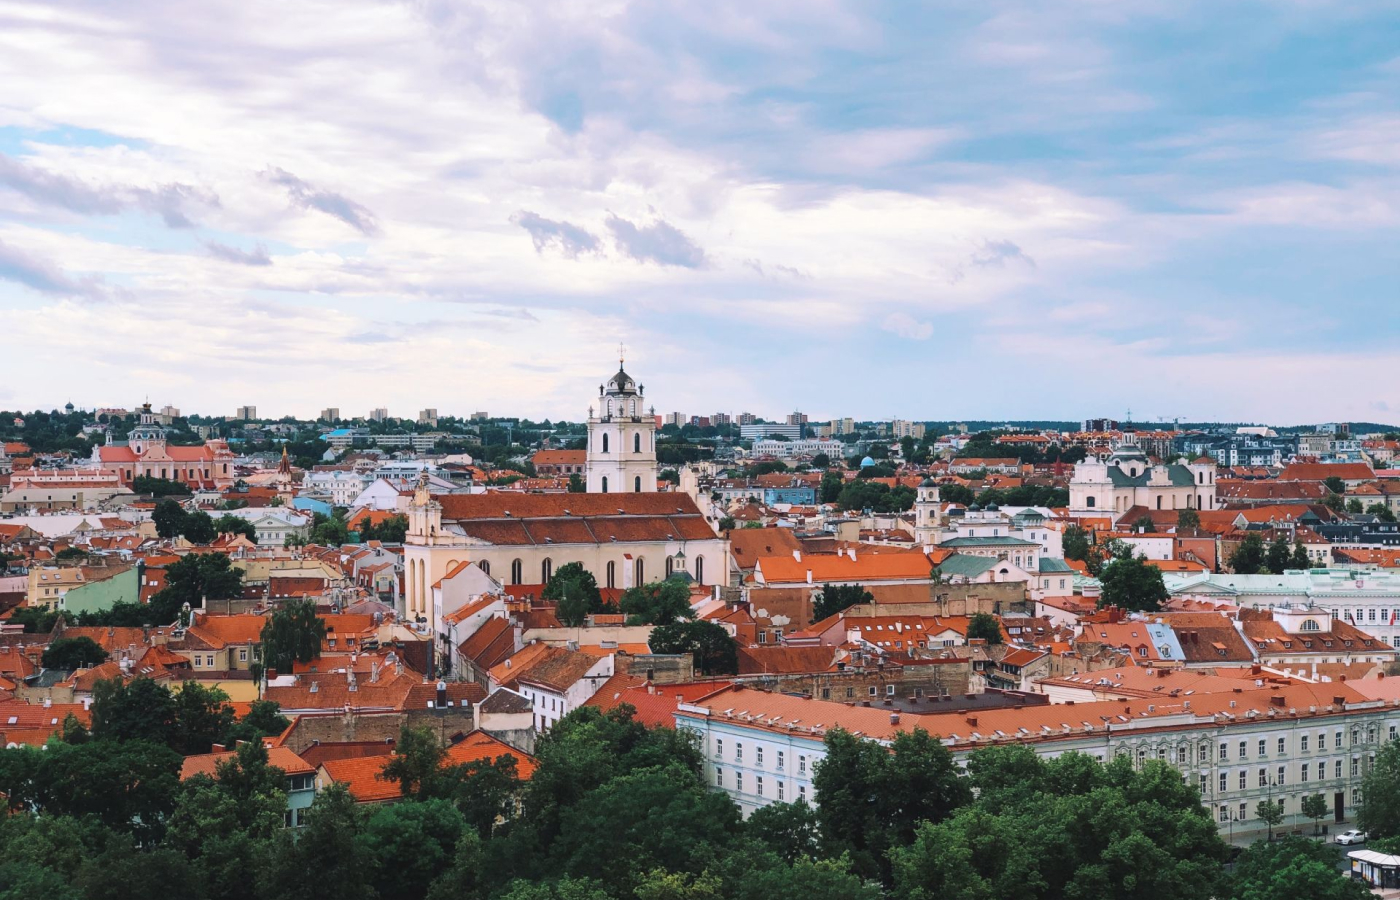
[{"left": 1336, "top": 830, "right": 1367, "bottom": 845}]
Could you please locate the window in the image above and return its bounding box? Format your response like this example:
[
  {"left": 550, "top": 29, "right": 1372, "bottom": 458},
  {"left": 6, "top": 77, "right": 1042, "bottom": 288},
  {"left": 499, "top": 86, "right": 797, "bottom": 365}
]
[
  {"left": 1239, "top": 802, "right": 1248, "bottom": 821},
  {"left": 602, "top": 434, "right": 609, "bottom": 453},
  {"left": 798, "top": 785, "right": 806, "bottom": 800},
  {"left": 887, "top": 684, "right": 896, "bottom": 696},
  {"left": 1258, "top": 739, "right": 1266, "bottom": 757},
  {"left": 1301, "top": 735, "right": 1309, "bottom": 752},
  {"left": 1353, "top": 788, "right": 1362, "bottom": 805},
  {"left": 777, "top": 781, "right": 784, "bottom": 801},
  {"left": 635, "top": 557, "right": 644, "bottom": 585},
  {"left": 1238, "top": 771, "right": 1247, "bottom": 790},
  {"left": 735, "top": 773, "right": 743, "bottom": 792},
  {"left": 757, "top": 747, "right": 764, "bottom": 766},
  {"left": 239, "top": 648, "right": 248, "bottom": 662},
  {"left": 1199, "top": 745, "right": 1209, "bottom": 763},
  {"left": 606, "top": 561, "right": 616, "bottom": 589},
  {"left": 634, "top": 433, "right": 641, "bottom": 453},
  {"left": 1087, "top": 496, "right": 1096, "bottom": 508},
  {"left": 1239, "top": 741, "right": 1247, "bottom": 759},
  {"left": 1352, "top": 757, "right": 1360, "bottom": 777},
  {"left": 542, "top": 558, "right": 552, "bottom": 583},
  {"left": 1320, "top": 733, "right": 1327, "bottom": 752},
  {"left": 716, "top": 768, "right": 723, "bottom": 787},
  {"left": 634, "top": 476, "right": 642, "bottom": 492},
  {"left": 511, "top": 559, "right": 522, "bottom": 585},
  {"left": 695, "top": 555, "right": 705, "bottom": 585},
  {"left": 1301, "top": 763, "right": 1309, "bottom": 782},
  {"left": 1199, "top": 773, "right": 1207, "bottom": 793},
  {"left": 1336, "top": 731, "right": 1344, "bottom": 749},
  {"left": 1277, "top": 766, "right": 1285, "bottom": 785},
  {"left": 799, "top": 755, "right": 807, "bottom": 775},
  {"left": 1277, "top": 737, "right": 1286, "bottom": 755},
  {"left": 1390, "top": 726, "right": 1397, "bottom": 742},
  {"left": 601, "top": 476, "right": 608, "bottom": 493},
  {"left": 777, "top": 751, "right": 784, "bottom": 771},
  {"left": 1177, "top": 747, "right": 1187, "bottom": 764},
  {"left": 715, "top": 739, "right": 723, "bottom": 759},
  {"left": 756, "top": 777, "right": 764, "bottom": 797},
  {"left": 1219, "top": 772, "right": 1228, "bottom": 792},
  {"left": 1219, "top": 743, "right": 1228, "bottom": 761},
  {"left": 735, "top": 743, "right": 742, "bottom": 762},
  {"left": 1219, "top": 805, "right": 1229, "bottom": 823},
  {"left": 1258, "top": 769, "right": 1267, "bottom": 788},
  {"left": 1336, "top": 760, "right": 1343, "bottom": 779}
]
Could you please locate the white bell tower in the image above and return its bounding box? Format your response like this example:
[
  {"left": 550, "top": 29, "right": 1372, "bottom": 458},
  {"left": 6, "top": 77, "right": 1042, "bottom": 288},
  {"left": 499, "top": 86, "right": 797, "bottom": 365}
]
[
  {"left": 585, "top": 353, "right": 657, "bottom": 493},
  {"left": 915, "top": 477, "right": 941, "bottom": 544}
]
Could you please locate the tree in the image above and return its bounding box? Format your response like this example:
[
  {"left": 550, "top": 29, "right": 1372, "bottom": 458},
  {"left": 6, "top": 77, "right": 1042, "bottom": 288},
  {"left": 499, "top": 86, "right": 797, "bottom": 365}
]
[
  {"left": 360, "top": 514, "right": 409, "bottom": 543},
  {"left": 1265, "top": 534, "right": 1293, "bottom": 574},
  {"left": 1291, "top": 542, "right": 1312, "bottom": 570},
  {"left": 173, "top": 681, "right": 237, "bottom": 754},
  {"left": 814, "top": 727, "right": 971, "bottom": 882},
  {"left": 183, "top": 510, "right": 218, "bottom": 544},
  {"left": 1347, "top": 498, "right": 1364, "bottom": 514},
  {"left": 222, "top": 699, "right": 291, "bottom": 746},
  {"left": 260, "top": 784, "right": 375, "bottom": 900},
  {"left": 811, "top": 453, "right": 831, "bottom": 469},
  {"left": 1177, "top": 508, "right": 1200, "bottom": 531},
  {"left": 965, "top": 613, "right": 1003, "bottom": 645},
  {"left": 380, "top": 725, "right": 448, "bottom": 800},
  {"left": 567, "top": 473, "right": 585, "bottom": 493},
  {"left": 308, "top": 509, "right": 350, "bottom": 546},
  {"left": 1229, "top": 533, "right": 1266, "bottom": 575},
  {"left": 1226, "top": 836, "right": 1371, "bottom": 900},
  {"left": 1324, "top": 492, "right": 1346, "bottom": 513},
  {"left": 149, "top": 552, "right": 245, "bottom": 623},
  {"left": 153, "top": 498, "right": 188, "bottom": 539},
  {"left": 1324, "top": 475, "right": 1347, "bottom": 495},
  {"left": 91, "top": 676, "right": 178, "bottom": 746},
  {"left": 259, "top": 598, "right": 327, "bottom": 675},
  {"left": 1098, "top": 553, "right": 1169, "bottom": 612},
  {"left": 1132, "top": 515, "right": 1156, "bottom": 533},
  {"left": 1255, "top": 798, "right": 1284, "bottom": 841},
  {"left": 747, "top": 800, "right": 822, "bottom": 863},
  {"left": 1301, "top": 792, "right": 1329, "bottom": 835},
  {"left": 619, "top": 577, "right": 693, "bottom": 625},
  {"left": 718, "top": 516, "right": 736, "bottom": 531},
  {"left": 1368, "top": 502, "right": 1398, "bottom": 523},
  {"left": 819, "top": 471, "right": 844, "bottom": 504},
  {"left": 8, "top": 606, "right": 69, "bottom": 633},
  {"left": 134, "top": 475, "right": 193, "bottom": 497},
  {"left": 40, "top": 636, "right": 107, "bottom": 669},
  {"left": 361, "top": 799, "right": 466, "bottom": 900},
  {"left": 648, "top": 621, "right": 739, "bottom": 675},
  {"left": 1359, "top": 739, "right": 1400, "bottom": 840},
  {"left": 214, "top": 515, "right": 257, "bottom": 541},
  {"left": 1062, "top": 525, "right": 1090, "bottom": 562},
  {"left": 543, "top": 562, "right": 605, "bottom": 627},
  {"left": 811, "top": 584, "right": 873, "bottom": 622}
]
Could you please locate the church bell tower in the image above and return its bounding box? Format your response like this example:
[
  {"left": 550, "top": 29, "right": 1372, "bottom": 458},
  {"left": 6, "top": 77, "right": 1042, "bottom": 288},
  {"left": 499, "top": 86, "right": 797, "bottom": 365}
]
[{"left": 585, "top": 353, "right": 658, "bottom": 493}]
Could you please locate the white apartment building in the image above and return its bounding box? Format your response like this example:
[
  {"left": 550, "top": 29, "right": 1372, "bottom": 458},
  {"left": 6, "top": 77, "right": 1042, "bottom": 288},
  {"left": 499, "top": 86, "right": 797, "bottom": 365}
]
[
  {"left": 750, "top": 438, "right": 845, "bottom": 459},
  {"left": 676, "top": 681, "right": 1400, "bottom": 840}
]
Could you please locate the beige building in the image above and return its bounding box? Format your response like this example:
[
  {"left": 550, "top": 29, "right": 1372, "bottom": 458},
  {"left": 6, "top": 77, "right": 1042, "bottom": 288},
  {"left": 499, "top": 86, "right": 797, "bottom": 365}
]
[
  {"left": 1069, "top": 437, "right": 1217, "bottom": 516},
  {"left": 27, "top": 567, "right": 89, "bottom": 609},
  {"left": 402, "top": 479, "right": 728, "bottom": 628}
]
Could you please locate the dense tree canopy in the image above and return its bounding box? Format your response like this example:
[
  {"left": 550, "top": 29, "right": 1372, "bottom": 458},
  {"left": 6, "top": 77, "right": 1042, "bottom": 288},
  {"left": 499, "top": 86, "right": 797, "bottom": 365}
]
[
  {"left": 811, "top": 584, "right": 873, "bottom": 622},
  {"left": 1098, "top": 552, "right": 1170, "bottom": 612}
]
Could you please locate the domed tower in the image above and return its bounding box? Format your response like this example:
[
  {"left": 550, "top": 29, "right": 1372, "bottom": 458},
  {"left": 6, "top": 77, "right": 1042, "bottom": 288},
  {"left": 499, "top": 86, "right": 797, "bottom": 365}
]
[
  {"left": 586, "top": 356, "right": 657, "bottom": 493},
  {"left": 129, "top": 402, "right": 167, "bottom": 457}
]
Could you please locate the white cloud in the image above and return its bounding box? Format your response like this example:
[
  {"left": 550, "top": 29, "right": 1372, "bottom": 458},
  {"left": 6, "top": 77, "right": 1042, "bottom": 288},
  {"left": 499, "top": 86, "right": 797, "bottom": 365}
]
[{"left": 880, "top": 312, "right": 933, "bottom": 340}]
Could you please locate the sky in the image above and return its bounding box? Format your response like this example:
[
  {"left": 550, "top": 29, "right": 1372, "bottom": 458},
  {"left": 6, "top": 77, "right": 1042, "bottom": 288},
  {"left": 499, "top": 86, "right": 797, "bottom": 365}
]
[{"left": 0, "top": 0, "right": 1398, "bottom": 425}]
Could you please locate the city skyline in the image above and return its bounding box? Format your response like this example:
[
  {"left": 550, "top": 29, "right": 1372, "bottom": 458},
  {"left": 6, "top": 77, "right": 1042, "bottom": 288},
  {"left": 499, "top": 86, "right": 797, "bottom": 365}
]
[{"left": 2, "top": 2, "right": 1398, "bottom": 421}]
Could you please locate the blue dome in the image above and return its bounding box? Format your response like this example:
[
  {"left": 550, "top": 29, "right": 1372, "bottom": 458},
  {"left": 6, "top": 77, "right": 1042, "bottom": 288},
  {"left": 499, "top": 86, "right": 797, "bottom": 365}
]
[{"left": 860, "top": 456, "right": 875, "bottom": 468}]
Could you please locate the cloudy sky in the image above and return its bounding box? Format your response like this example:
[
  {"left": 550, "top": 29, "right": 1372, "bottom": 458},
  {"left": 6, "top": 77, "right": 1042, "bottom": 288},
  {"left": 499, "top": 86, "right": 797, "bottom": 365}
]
[{"left": 1, "top": 1, "right": 1397, "bottom": 425}]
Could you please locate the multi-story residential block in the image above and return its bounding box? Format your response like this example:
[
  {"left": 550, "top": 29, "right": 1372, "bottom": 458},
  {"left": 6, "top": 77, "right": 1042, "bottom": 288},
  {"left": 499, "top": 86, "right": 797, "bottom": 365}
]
[
  {"left": 750, "top": 438, "right": 843, "bottom": 459},
  {"left": 891, "top": 419, "right": 926, "bottom": 440},
  {"left": 677, "top": 680, "right": 1395, "bottom": 839},
  {"left": 369, "top": 407, "right": 389, "bottom": 423},
  {"left": 738, "top": 412, "right": 757, "bottom": 426},
  {"left": 418, "top": 408, "right": 439, "bottom": 426},
  {"left": 319, "top": 408, "right": 340, "bottom": 422},
  {"left": 740, "top": 423, "right": 802, "bottom": 441}
]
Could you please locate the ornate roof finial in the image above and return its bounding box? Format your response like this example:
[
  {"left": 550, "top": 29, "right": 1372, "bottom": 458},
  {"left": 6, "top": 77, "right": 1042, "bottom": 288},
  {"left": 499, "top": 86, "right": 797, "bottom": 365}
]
[{"left": 618, "top": 342, "right": 626, "bottom": 367}]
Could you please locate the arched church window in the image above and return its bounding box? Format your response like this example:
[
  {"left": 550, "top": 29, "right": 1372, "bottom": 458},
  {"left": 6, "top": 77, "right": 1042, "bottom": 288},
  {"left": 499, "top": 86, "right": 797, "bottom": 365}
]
[
  {"left": 601, "top": 476, "right": 609, "bottom": 493},
  {"left": 635, "top": 557, "right": 644, "bottom": 585},
  {"left": 542, "top": 558, "right": 552, "bottom": 583},
  {"left": 634, "top": 476, "right": 642, "bottom": 492},
  {"left": 479, "top": 560, "right": 490, "bottom": 577},
  {"left": 510, "top": 558, "right": 522, "bottom": 585},
  {"left": 695, "top": 556, "right": 704, "bottom": 585},
  {"left": 602, "top": 434, "right": 609, "bottom": 453},
  {"left": 606, "top": 561, "right": 616, "bottom": 589},
  {"left": 634, "top": 433, "right": 641, "bottom": 453},
  {"left": 666, "top": 556, "right": 674, "bottom": 577}
]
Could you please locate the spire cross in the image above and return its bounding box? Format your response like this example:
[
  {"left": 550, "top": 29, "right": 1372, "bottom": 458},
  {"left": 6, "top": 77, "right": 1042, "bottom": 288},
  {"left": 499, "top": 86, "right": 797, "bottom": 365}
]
[{"left": 618, "top": 342, "right": 626, "bottom": 366}]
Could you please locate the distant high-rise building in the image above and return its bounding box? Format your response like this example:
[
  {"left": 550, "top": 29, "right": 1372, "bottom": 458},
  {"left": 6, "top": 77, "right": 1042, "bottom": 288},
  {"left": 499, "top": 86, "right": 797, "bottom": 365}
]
[
  {"left": 829, "top": 417, "right": 855, "bottom": 436},
  {"left": 320, "top": 408, "right": 340, "bottom": 423},
  {"left": 418, "top": 408, "right": 439, "bottom": 426},
  {"left": 470, "top": 411, "right": 489, "bottom": 421},
  {"left": 711, "top": 412, "right": 732, "bottom": 426},
  {"left": 892, "top": 419, "right": 925, "bottom": 440},
  {"left": 235, "top": 406, "right": 257, "bottom": 421},
  {"left": 1082, "top": 418, "right": 1120, "bottom": 433},
  {"left": 369, "top": 408, "right": 389, "bottom": 423},
  {"left": 786, "top": 411, "right": 808, "bottom": 426},
  {"left": 738, "top": 412, "right": 757, "bottom": 426},
  {"left": 664, "top": 412, "right": 687, "bottom": 427},
  {"left": 160, "top": 405, "right": 180, "bottom": 419}
]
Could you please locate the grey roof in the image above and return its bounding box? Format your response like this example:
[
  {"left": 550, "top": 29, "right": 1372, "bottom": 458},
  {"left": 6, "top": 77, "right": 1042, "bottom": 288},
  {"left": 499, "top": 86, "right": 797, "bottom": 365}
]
[
  {"left": 935, "top": 555, "right": 999, "bottom": 578},
  {"left": 1037, "top": 557, "right": 1075, "bottom": 574},
  {"left": 1107, "top": 463, "right": 1197, "bottom": 488}
]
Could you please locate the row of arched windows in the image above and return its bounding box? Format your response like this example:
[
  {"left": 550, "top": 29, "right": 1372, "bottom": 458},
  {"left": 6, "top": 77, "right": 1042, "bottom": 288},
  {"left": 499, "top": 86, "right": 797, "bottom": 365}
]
[
  {"left": 598, "top": 475, "right": 645, "bottom": 493},
  {"left": 596, "top": 432, "right": 650, "bottom": 454},
  {"left": 499, "top": 556, "right": 706, "bottom": 587}
]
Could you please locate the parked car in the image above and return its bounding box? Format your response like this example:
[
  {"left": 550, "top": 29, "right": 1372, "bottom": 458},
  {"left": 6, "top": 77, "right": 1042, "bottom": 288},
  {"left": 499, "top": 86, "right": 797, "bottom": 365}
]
[{"left": 1335, "top": 830, "right": 1367, "bottom": 845}]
